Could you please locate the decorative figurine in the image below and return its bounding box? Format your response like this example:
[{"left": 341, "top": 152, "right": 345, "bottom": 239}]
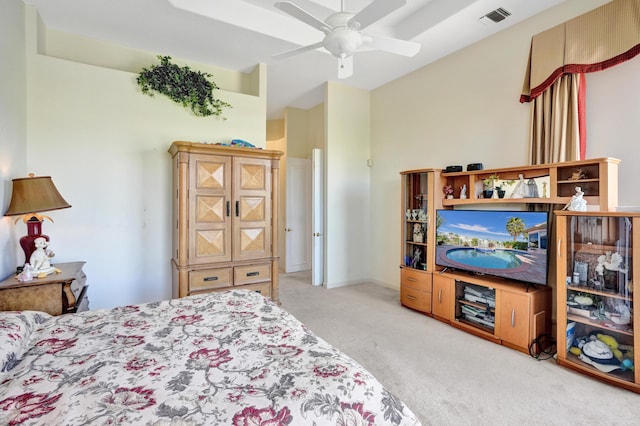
[
  {"left": 413, "top": 223, "right": 424, "bottom": 243},
  {"left": 411, "top": 247, "right": 422, "bottom": 269},
  {"left": 542, "top": 182, "right": 548, "bottom": 198},
  {"left": 510, "top": 174, "right": 526, "bottom": 198},
  {"left": 569, "top": 169, "right": 587, "bottom": 180},
  {"left": 526, "top": 179, "right": 539, "bottom": 198},
  {"left": 17, "top": 263, "right": 34, "bottom": 282},
  {"left": 405, "top": 209, "right": 412, "bottom": 220},
  {"left": 460, "top": 184, "right": 467, "bottom": 199},
  {"left": 563, "top": 186, "right": 587, "bottom": 211},
  {"left": 29, "top": 237, "right": 55, "bottom": 274}
]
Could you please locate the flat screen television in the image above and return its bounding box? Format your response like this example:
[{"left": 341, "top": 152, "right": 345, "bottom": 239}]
[{"left": 435, "top": 209, "right": 549, "bottom": 286}]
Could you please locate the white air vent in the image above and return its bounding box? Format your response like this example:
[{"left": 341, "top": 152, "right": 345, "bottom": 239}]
[{"left": 479, "top": 7, "right": 511, "bottom": 25}]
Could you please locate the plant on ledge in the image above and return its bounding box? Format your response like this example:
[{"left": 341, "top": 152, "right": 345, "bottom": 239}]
[{"left": 137, "top": 55, "right": 231, "bottom": 118}]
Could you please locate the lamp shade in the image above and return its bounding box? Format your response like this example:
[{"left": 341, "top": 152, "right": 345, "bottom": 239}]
[{"left": 5, "top": 175, "right": 71, "bottom": 216}]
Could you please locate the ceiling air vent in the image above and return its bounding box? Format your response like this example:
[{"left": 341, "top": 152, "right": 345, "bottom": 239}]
[{"left": 479, "top": 7, "right": 511, "bottom": 25}]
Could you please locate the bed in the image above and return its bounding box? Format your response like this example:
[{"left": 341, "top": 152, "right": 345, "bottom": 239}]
[{"left": 0, "top": 289, "right": 420, "bottom": 425}]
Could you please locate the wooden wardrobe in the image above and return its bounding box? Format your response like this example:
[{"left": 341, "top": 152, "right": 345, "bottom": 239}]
[{"left": 168, "top": 141, "right": 283, "bottom": 303}]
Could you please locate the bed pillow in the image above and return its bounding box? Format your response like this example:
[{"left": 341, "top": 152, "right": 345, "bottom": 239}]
[{"left": 0, "top": 311, "right": 52, "bottom": 372}]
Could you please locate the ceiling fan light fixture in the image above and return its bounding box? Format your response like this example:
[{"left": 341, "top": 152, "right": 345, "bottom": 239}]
[{"left": 323, "top": 28, "right": 363, "bottom": 58}]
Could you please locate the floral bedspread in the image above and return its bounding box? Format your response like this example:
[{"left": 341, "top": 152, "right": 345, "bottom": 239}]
[{"left": 0, "top": 290, "right": 420, "bottom": 425}]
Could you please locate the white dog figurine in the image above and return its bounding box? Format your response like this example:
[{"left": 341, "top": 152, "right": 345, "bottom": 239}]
[{"left": 29, "top": 237, "right": 54, "bottom": 272}]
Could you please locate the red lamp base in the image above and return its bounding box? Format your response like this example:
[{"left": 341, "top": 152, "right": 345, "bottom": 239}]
[{"left": 19, "top": 218, "right": 50, "bottom": 265}]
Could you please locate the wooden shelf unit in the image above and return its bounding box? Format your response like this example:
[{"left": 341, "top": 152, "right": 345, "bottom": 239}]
[
  {"left": 439, "top": 157, "right": 619, "bottom": 210},
  {"left": 400, "top": 158, "right": 620, "bottom": 357},
  {"left": 556, "top": 211, "right": 640, "bottom": 393},
  {"left": 399, "top": 169, "right": 442, "bottom": 314}
]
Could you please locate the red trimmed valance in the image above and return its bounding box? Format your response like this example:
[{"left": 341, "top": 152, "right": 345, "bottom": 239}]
[{"left": 521, "top": 0, "right": 640, "bottom": 103}]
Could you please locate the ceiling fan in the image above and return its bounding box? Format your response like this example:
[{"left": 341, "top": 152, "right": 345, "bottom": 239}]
[{"left": 273, "top": 0, "right": 421, "bottom": 79}]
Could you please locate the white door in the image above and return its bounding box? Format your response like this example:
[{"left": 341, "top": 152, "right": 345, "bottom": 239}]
[
  {"left": 312, "top": 149, "right": 324, "bottom": 286},
  {"left": 285, "top": 157, "right": 311, "bottom": 273}
]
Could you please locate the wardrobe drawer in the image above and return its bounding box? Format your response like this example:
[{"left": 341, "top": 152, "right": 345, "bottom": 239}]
[
  {"left": 234, "top": 264, "right": 271, "bottom": 285},
  {"left": 189, "top": 268, "right": 233, "bottom": 291},
  {"left": 236, "top": 282, "right": 271, "bottom": 298}
]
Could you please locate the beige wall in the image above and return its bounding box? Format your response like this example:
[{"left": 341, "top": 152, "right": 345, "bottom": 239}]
[
  {"left": 0, "top": 0, "right": 27, "bottom": 279},
  {"left": 368, "top": 0, "right": 640, "bottom": 290},
  {"left": 8, "top": 6, "right": 268, "bottom": 309},
  {"left": 325, "top": 82, "right": 371, "bottom": 287},
  {"left": 267, "top": 119, "right": 284, "bottom": 141}
]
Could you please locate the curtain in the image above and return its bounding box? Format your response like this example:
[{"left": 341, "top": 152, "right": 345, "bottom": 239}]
[
  {"left": 521, "top": 0, "right": 640, "bottom": 165},
  {"left": 529, "top": 73, "right": 584, "bottom": 165}
]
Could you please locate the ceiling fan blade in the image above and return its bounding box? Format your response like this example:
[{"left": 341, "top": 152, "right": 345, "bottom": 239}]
[
  {"left": 337, "top": 56, "right": 353, "bottom": 79},
  {"left": 348, "top": 0, "right": 406, "bottom": 30},
  {"left": 275, "top": 1, "right": 331, "bottom": 32},
  {"left": 272, "top": 41, "right": 325, "bottom": 59},
  {"left": 363, "top": 34, "right": 421, "bottom": 57}
]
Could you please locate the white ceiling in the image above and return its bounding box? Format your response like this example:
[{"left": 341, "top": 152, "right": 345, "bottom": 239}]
[{"left": 23, "top": 0, "right": 567, "bottom": 119}]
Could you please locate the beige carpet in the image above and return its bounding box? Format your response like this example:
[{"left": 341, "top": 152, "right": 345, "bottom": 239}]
[{"left": 278, "top": 271, "right": 639, "bottom": 426}]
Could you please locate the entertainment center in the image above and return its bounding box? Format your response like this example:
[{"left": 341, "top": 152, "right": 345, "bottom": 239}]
[{"left": 400, "top": 158, "right": 621, "bottom": 356}]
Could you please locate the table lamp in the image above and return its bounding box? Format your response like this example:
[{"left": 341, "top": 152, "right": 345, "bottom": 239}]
[{"left": 4, "top": 174, "right": 71, "bottom": 269}]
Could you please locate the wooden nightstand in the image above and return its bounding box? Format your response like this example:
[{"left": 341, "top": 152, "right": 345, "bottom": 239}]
[{"left": 0, "top": 261, "right": 89, "bottom": 315}]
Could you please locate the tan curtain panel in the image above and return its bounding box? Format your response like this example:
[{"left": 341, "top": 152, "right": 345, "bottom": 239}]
[
  {"left": 521, "top": 0, "right": 640, "bottom": 103},
  {"left": 529, "top": 74, "right": 582, "bottom": 164}
]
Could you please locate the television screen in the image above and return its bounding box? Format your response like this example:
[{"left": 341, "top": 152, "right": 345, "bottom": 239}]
[{"left": 435, "top": 209, "right": 549, "bottom": 286}]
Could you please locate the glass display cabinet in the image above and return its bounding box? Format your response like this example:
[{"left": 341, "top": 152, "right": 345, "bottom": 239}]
[
  {"left": 556, "top": 211, "right": 639, "bottom": 393},
  {"left": 399, "top": 169, "right": 441, "bottom": 313}
]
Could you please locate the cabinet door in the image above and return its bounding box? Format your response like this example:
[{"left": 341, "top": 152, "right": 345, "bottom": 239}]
[
  {"left": 432, "top": 273, "right": 452, "bottom": 321},
  {"left": 499, "top": 291, "right": 530, "bottom": 349},
  {"left": 233, "top": 157, "right": 272, "bottom": 261},
  {"left": 189, "top": 154, "right": 232, "bottom": 264},
  {"left": 556, "top": 213, "right": 639, "bottom": 389}
]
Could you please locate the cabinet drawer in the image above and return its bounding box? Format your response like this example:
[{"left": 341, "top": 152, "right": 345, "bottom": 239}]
[
  {"left": 190, "top": 282, "right": 270, "bottom": 298},
  {"left": 234, "top": 264, "right": 271, "bottom": 285},
  {"left": 236, "top": 282, "right": 271, "bottom": 298},
  {"left": 401, "top": 285, "right": 431, "bottom": 313},
  {"left": 190, "top": 268, "right": 233, "bottom": 291},
  {"left": 401, "top": 268, "right": 432, "bottom": 292}
]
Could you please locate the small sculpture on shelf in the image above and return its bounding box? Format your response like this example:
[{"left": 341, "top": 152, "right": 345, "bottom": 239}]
[
  {"left": 563, "top": 186, "right": 587, "bottom": 211},
  {"left": 526, "top": 178, "right": 539, "bottom": 198},
  {"left": 569, "top": 169, "right": 587, "bottom": 180},
  {"left": 418, "top": 210, "right": 427, "bottom": 221},
  {"left": 411, "top": 247, "right": 422, "bottom": 269},
  {"left": 413, "top": 223, "right": 424, "bottom": 243},
  {"left": 405, "top": 209, "right": 412, "bottom": 220},
  {"left": 595, "top": 251, "right": 628, "bottom": 292},
  {"left": 460, "top": 184, "right": 467, "bottom": 199},
  {"left": 510, "top": 174, "right": 527, "bottom": 199}
]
